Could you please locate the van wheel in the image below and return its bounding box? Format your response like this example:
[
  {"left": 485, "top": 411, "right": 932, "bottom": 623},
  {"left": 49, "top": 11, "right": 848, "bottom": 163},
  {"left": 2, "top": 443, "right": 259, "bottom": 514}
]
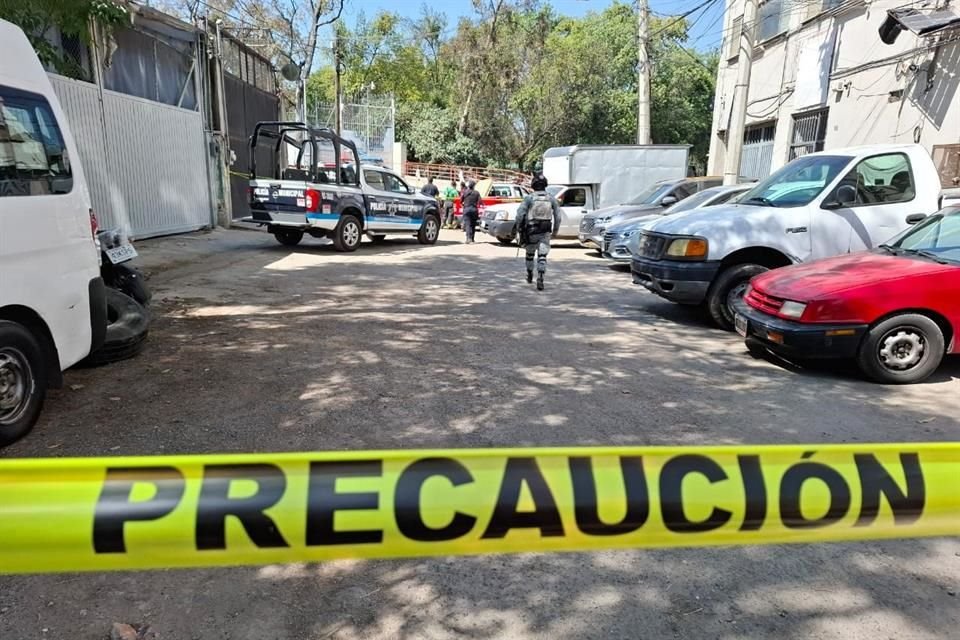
[
  {"left": 706, "top": 264, "right": 768, "bottom": 330},
  {"left": 857, "top": 314, "right": 944, "bottom": 384},
  {"left": 0, "top": 321, "right": 47, "bottom": 446},
  {"left": 274, "top": 229, "right": 303, "bottom": 246},
  {"left": 83, "top": 289, "right": 150, "bottom": 366},
  {"left": 334, "top": 215, "right": 362, "bottom": 252},
  {"left": 418, "top": 214, "right": 440, "bottom": 245}
]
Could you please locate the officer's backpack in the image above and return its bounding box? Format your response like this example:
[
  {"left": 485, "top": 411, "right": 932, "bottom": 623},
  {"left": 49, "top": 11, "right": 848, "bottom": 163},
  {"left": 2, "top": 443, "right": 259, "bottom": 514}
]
[{"left": 526, "top": 195, "right": 554, "bottom": 235}]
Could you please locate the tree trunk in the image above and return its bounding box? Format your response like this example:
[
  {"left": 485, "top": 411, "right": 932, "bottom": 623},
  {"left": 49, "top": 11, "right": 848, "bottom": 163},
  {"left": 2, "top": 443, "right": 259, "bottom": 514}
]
[{"left": 457, "top": 0, "right": 506, "bottom": 135}]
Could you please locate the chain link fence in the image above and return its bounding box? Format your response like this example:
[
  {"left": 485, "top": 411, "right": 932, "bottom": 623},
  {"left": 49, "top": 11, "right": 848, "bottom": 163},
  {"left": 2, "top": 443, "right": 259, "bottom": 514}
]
[{"left": 307, "top": 93, "right": 396, "bottom": 169}]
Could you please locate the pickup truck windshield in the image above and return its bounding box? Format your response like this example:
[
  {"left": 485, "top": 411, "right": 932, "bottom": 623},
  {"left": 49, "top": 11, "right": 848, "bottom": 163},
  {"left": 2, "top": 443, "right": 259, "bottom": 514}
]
[
  {"left": 626, "top": 182, "right": 673, "bottom": 206},
  {"left": 740, "top": 155, "right": 852, "bottom": 208},
  {"left": 889, "top": 210, "right": 960, "bottom": 264}
]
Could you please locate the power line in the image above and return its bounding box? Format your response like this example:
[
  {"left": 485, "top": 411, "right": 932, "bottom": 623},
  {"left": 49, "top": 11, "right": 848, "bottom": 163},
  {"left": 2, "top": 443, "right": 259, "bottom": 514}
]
[{"left": 650, "top": 0, "right": 721, "bottom": 39}]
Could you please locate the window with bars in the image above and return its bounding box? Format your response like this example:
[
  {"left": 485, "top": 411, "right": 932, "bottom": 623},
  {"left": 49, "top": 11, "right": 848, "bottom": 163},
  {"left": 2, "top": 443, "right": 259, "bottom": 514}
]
[
  {"left": 726, "top": 15, "right": 743, "bottom": 60},
  {"left": 789, "top": 109, "right": 829, "bottom": 160}
]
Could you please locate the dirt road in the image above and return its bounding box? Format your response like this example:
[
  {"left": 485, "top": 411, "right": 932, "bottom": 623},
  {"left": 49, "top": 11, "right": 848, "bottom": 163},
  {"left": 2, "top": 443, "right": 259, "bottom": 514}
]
[{"left": 2, "top": 229, "right": 958, "bottom": 639}]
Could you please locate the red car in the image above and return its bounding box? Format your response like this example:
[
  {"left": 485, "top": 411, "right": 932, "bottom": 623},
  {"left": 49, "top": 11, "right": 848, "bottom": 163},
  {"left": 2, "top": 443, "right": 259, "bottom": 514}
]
[{"left": 733, "top": 206, "right": 960, "bottom": 384}]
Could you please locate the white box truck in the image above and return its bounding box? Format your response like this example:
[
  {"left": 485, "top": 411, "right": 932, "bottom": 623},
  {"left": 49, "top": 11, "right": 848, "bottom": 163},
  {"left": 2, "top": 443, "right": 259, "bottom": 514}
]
[{"left": 539, "top": 144, "right": 690, "bottom": 237}]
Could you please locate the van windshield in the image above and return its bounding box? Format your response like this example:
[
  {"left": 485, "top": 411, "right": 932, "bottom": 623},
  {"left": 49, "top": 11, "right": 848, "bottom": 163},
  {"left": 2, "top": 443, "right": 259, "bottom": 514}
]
[
  {"left": 740, "top": 155, "right": 852, "bottom": 208},
  {"left": 626, "top": 182, "right": 674, "bottom": 206}
]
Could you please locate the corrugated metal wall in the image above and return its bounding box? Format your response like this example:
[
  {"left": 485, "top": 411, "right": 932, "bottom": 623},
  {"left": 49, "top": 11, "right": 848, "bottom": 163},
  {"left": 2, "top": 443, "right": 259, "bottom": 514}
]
[{"left": 49, "top": 74, "right": 212, "bottom": 239}]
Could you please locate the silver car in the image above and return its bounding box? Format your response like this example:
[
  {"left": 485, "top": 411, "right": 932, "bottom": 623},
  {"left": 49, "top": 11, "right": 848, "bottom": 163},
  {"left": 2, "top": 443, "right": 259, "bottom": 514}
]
[
  {"left": 602, "top": 185, "right": 753, "bottom": 262},
  {"left": 578, "top": 177, "right": 723, "bottom": 251}
]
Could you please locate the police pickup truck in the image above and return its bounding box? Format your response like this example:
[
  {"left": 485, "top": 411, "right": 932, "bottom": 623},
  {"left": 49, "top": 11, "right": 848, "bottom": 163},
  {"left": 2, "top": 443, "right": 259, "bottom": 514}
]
[{"left": 244, "top": 121, "right": 441, "bottom": 251}]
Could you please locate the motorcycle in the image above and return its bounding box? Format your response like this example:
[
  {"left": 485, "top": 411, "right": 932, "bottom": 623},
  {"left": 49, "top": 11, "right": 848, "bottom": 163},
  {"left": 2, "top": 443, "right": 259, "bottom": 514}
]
[{"left": 97, "top": 228, "right": 151, "bottom": 306}]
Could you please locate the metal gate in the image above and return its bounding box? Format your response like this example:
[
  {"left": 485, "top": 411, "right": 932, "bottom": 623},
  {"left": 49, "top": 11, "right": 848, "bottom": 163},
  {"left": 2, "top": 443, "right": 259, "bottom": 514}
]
[
  {"left": 49, "top": 74, "right": 212, "bottom": 239},
  {"left": 224, "top": 74, "right": 280, "bottom": 220},
  {"left": 740, "top": 123, "right": 776, "bottom": 180},
  {"left": 789, "top": 109, "right": 829, "bottom": 160}
]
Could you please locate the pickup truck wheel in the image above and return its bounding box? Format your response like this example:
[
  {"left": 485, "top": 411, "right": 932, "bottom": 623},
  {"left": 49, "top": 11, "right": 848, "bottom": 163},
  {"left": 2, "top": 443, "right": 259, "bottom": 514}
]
[
  {"left": 274, "top": 229, "right": 303, "bottom": 246},
  {"left": 496, "top": 236, "right": 515, "bottom": 246},
  {"left": 334, "top": 215, "right": 362, "bottom": 252},
  {"left": 418, "top": 214, "right": 440, "bottom": 245},
  {"left": 706, "top": 264, "right": 768, "bottom": 330},
  {"left": 0, "top": 321, "right": 47, "bottom": 446},
  {"left": 857, "top": 314, "right": 944, "bottom": 384}
]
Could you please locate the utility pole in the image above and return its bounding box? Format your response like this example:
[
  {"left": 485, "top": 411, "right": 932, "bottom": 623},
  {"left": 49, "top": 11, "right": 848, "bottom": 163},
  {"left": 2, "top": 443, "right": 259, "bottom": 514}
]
[
  {"left": 723, "top": 0, "right": 758, "bottom": 185},
  {"left": 334, "top": 32, "right": 343, "bottom": 135},
  {"left": 637, "top": 0, "right": 651, "bottom": 145}
]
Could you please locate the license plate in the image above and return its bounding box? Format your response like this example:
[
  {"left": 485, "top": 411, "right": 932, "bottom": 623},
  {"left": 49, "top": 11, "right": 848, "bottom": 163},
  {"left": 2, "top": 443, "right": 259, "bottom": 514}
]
[
  {"left": 735, "top": 314, "right": 748, "bottom": 337},
  {"left": 105, "top": 244, "right": 138, "bottom": 264}
]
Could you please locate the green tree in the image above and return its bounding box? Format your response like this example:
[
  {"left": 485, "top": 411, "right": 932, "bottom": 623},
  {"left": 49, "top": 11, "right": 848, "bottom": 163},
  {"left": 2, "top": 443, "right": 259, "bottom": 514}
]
[{"left": 0, "top": 0, "right": 127, "bottom": 77}]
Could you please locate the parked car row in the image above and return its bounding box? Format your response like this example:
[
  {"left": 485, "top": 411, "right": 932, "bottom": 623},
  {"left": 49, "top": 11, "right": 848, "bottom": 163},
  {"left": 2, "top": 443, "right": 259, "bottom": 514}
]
[
  {"left": 480, "top": 141, "right": 956, "bottom": 384},
  {"left": 1, "top": 19, "right": 152, "bottom": 446},
  {"left": 616, "top": 144, "right": 954, "bottom": 384}
]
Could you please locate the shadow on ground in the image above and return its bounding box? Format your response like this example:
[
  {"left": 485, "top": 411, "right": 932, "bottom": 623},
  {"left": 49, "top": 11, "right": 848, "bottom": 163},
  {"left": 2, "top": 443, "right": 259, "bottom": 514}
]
[{"left": 1, "top": 230, "right": 957, "bottom": 639}]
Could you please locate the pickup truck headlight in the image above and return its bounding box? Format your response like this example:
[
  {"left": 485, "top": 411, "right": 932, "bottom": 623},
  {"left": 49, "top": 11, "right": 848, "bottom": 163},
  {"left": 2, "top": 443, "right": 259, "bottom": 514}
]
[
  {"left": 665, "top": 237, "right": 708, "bottom": 259},
  {"left": 779, "top": 301, "right": 807, "bottom": 319},
  {"left": 494, "top": 210, "right": 510, "bottom": 221}
]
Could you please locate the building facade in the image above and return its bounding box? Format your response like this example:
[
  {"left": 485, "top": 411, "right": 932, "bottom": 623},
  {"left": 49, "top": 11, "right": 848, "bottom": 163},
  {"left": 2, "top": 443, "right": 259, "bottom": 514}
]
[{"left": 709, "top": 0, "right": 960, "bottom": 189}]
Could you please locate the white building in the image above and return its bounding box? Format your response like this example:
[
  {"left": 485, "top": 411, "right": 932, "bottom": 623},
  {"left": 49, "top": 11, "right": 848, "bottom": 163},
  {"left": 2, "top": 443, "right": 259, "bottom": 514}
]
[{"left": 708, "top": 0, "right": 960, "bottom": 190}]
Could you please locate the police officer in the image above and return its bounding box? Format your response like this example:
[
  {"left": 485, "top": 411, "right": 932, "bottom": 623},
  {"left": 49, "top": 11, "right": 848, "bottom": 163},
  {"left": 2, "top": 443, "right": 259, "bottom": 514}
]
[
  {"left": 461, "top": 180, "right": 481, "bottom": 243},
  {"left": 515, "top": 174, "right": 560, "bottom": 291}
]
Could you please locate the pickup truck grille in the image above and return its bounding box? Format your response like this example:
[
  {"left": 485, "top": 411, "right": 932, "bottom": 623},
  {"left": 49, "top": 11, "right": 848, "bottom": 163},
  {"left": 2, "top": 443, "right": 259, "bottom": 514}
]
[
  {"left": 745, "top": 288, "right": 784, "bottom": 315},
  {"left": 580, "top": 218, "right": 596, "bottom": 233},
  {"left": 637, "top": 232, "right": 668, "bottom": 260}
]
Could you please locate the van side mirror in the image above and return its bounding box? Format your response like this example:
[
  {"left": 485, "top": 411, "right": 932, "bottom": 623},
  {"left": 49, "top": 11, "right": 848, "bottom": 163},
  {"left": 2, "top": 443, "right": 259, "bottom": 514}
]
[
  {"left": 905, "top": 213, "right": 926, "bottom": 225},
  {"left": 660, "top": 195, "right": 677, "bottom": 207}
]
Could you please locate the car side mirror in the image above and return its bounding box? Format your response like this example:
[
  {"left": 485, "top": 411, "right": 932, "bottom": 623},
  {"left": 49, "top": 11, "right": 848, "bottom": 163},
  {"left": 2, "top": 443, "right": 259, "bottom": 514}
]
[
  {"left": 408, "top": 186, "right": 416, "bottom": 194},
  {"left": 660, "top": 196, "right": 678, "bottom": 207},
  {"left": 824, "top": 184, "right": 857, "bottom": 209},
  {"left": 906, "top": 213, "right": 926, "bottom": 225}
]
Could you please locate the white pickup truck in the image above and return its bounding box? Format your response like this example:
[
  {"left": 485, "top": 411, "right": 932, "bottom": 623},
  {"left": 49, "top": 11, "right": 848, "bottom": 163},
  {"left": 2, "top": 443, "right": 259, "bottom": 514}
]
[{"left": 631, "top": 144, "right": 944, "bottom": 329}]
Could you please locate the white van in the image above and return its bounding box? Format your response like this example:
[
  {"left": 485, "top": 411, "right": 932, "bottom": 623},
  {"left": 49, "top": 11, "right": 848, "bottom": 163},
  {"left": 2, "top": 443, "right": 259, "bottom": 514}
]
[{"left": 0, "top": 19, "right": 105, "bottom": 444}]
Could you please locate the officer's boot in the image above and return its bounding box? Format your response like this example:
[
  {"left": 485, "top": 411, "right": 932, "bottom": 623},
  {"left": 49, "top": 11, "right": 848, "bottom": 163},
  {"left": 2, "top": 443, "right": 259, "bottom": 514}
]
[
  {"left": 536, "top": 272, "right": 544, "bottom": 291},
  {"left": 526, "top": 268, "right": 533, "bottom": 283}
]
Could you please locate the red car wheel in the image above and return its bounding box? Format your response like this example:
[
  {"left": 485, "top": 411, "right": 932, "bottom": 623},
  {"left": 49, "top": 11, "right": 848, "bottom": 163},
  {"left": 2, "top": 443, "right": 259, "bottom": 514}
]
[{"left": 857, "top": 313, "right": 945, "bottom": 384}]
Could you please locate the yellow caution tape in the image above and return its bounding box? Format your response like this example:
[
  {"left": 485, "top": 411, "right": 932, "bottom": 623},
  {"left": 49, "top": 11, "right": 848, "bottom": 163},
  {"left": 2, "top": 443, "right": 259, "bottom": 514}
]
[{"left": 1, "top": 444, "right": 957, "bottom": 574}]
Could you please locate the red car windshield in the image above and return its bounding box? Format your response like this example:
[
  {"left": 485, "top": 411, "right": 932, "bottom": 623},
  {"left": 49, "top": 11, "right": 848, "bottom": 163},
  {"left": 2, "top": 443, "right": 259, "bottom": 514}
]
[{"left": 885, "top": 209, "right": 960, "bottom": 264}]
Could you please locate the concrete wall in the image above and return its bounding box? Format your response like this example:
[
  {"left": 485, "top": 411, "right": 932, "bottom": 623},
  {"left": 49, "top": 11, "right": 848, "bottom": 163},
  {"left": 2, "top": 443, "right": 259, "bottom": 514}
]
[{"left": 709, "top": 0, "right": 960, "bottom": 177}]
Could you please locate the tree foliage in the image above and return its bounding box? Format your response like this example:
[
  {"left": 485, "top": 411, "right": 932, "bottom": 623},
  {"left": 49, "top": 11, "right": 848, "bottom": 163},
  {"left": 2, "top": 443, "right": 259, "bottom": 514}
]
[
  {"left": 0, "top": 0, "right": 127, "bottom": 76},
  {"left": 313, "top": 1, "right": 717, "bottom": 170}
]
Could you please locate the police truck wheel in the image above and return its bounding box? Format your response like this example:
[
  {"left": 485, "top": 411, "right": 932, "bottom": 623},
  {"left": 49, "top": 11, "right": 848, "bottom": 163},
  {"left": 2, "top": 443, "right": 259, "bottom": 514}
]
[
  {"left": 334, "top": 215, "right": 362, "bottom": 252},
  {"left": 706, "top": 264, "right": 768, "bottom": 331},
  {"left": 274, "top": 229, "right": 303, "bottom": 246},
  {"left": 0, "top": 321, "right": 47, "bottom": 446},
  {"left": 418, "top": 214, "right": 440, "bottom": 245},
  {"left": 856, "top": 314, "right": 944, "bottom": 384}
]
